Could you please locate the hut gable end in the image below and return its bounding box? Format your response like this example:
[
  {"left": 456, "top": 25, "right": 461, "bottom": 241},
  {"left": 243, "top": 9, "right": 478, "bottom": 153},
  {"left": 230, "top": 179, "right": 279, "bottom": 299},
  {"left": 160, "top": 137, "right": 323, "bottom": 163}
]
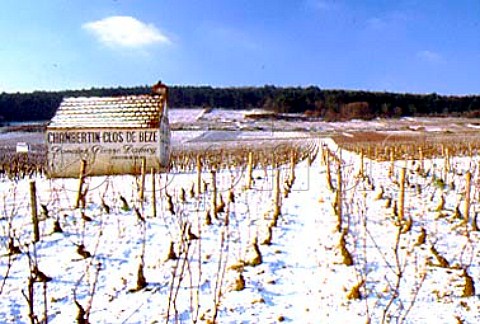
[{"left": 49, "top": 95, "right": 164, "bottom": 129}]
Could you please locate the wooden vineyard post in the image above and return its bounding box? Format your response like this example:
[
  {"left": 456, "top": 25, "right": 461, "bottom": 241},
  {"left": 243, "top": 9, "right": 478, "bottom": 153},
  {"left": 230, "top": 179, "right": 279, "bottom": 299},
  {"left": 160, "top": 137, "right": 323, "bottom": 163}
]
[
  {"left": 151, "top": 168, "right": 157, "bottom": 218},
  {"left": 196, "top": 154, "right": 202, "bottom": 196},
  {"left": 418, "top": 146, "right": 424, "bottom": 173},
  {"left": 335, "top": 159, "right": 343, "bottom": 232},
  {"left": 272, "top": 166, "right": 281, "bottom": 226},
  {"left": 246, "top": 151, "right": 253, "bottom": 189},
  {"left": 289, "top": 149, "right": 295, "bottom": 183},
  {"left": 306, "top": 142, "right": 314, "bottom": 166},
  {"left": 319, "top": 143, "right": 323, "bottom": 166},
  {"left": 398, "top": 164, "right": 406, "bottom": 222},
  {"left": 139, "top": 157, "right": 146, "bottom": 202},
  {"left": 389, "top": 149, "right": 395, "bottom": 177},
  {"left": 326, "top": 150, "right": 333, "bottom": 190},
  {"left": 444, "top": 147, "right": 450, "bottom": 180},
  {"left": 359, "top": 149, "right": 364, "bottom": 177},
  {"left": 320, "top": 143, "right": 326, "bottom": 166},
  {"left": 465, "top": 171, "right": 471, "bottom": 223},
  {"left": 29, "top": 180, "right": 40, "bottom": 243},
  {"left": 211, "top": 170, "right": 217, "bottom": 219},
  {"left": 75, "top": 159, "right": 87, "bottom": 209}
]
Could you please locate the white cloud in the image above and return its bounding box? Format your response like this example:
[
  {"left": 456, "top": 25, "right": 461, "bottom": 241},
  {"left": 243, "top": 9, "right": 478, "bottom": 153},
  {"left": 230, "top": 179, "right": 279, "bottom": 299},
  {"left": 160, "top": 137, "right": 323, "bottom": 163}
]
[
  {"left": 417, "top": 50, "right": 444, "bottom": 64},
  {"left": 83, "top": 16, "right": 170, "bottom": 48}
]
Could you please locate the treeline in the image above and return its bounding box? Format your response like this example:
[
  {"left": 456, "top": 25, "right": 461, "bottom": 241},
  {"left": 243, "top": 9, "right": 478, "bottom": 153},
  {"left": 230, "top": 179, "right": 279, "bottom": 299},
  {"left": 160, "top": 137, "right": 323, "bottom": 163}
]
[
  {"left": 0, "top": 87, "right": 150, "bottom": 123},
  {"left": 2, "top": 85, "right": 480, "bottom": 123}
]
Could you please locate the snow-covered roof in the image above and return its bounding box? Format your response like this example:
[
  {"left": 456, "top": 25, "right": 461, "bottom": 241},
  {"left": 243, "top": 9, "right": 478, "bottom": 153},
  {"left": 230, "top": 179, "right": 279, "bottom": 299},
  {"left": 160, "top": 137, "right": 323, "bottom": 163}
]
[{"left": 48, "top": 95, "right": 165, "bottom": 129}]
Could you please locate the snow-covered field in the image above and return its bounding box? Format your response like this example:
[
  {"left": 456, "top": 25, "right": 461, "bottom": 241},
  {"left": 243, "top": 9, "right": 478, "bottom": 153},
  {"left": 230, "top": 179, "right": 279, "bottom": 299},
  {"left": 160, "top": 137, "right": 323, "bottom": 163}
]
[{"left": 1, "top": 138, "right": 480, "bottom": 323}]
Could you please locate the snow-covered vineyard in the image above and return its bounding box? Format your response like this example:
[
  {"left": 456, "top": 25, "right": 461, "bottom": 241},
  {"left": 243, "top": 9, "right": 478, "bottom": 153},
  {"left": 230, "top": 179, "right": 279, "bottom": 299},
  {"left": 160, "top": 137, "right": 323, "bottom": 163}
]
[{"left": 1, "top": 137, "right": 480, "bottom": 323}]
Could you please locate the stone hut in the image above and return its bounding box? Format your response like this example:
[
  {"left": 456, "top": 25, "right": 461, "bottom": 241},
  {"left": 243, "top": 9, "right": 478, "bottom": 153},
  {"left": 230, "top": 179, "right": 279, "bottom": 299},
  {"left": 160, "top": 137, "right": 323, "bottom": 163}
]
[{"left": 46, "top": 82, "right": 170, "bottom": 177}]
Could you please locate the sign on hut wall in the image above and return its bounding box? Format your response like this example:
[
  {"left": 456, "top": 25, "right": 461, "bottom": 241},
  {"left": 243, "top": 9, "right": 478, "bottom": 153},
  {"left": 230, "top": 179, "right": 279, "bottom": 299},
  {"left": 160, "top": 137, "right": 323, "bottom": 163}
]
[
  {"left": 47, "top": 127, "right": 169, "bottom": 177},
  {"left": 46, "top": 82, "right": 170, "bottom": 178}
]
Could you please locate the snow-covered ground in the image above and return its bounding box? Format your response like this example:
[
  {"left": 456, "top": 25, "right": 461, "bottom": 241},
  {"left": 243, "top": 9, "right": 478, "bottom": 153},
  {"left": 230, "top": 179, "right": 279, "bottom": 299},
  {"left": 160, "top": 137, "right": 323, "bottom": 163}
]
[{"left": 1, "top": 138, "right": 480, "bottom": 323}]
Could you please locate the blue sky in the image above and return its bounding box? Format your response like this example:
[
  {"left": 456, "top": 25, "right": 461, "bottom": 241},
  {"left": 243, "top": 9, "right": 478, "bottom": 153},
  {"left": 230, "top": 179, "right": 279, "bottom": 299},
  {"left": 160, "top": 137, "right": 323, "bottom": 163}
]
[{"left": 0, "top": 0, "right": 479, "bottom": 94}]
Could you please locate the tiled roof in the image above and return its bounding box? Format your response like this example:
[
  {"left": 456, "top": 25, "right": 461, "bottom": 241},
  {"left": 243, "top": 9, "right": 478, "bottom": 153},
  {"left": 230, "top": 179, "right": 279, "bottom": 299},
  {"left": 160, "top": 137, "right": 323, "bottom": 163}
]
[{"left": 48, "top": 95, "right": 166, "bottom": 129}]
